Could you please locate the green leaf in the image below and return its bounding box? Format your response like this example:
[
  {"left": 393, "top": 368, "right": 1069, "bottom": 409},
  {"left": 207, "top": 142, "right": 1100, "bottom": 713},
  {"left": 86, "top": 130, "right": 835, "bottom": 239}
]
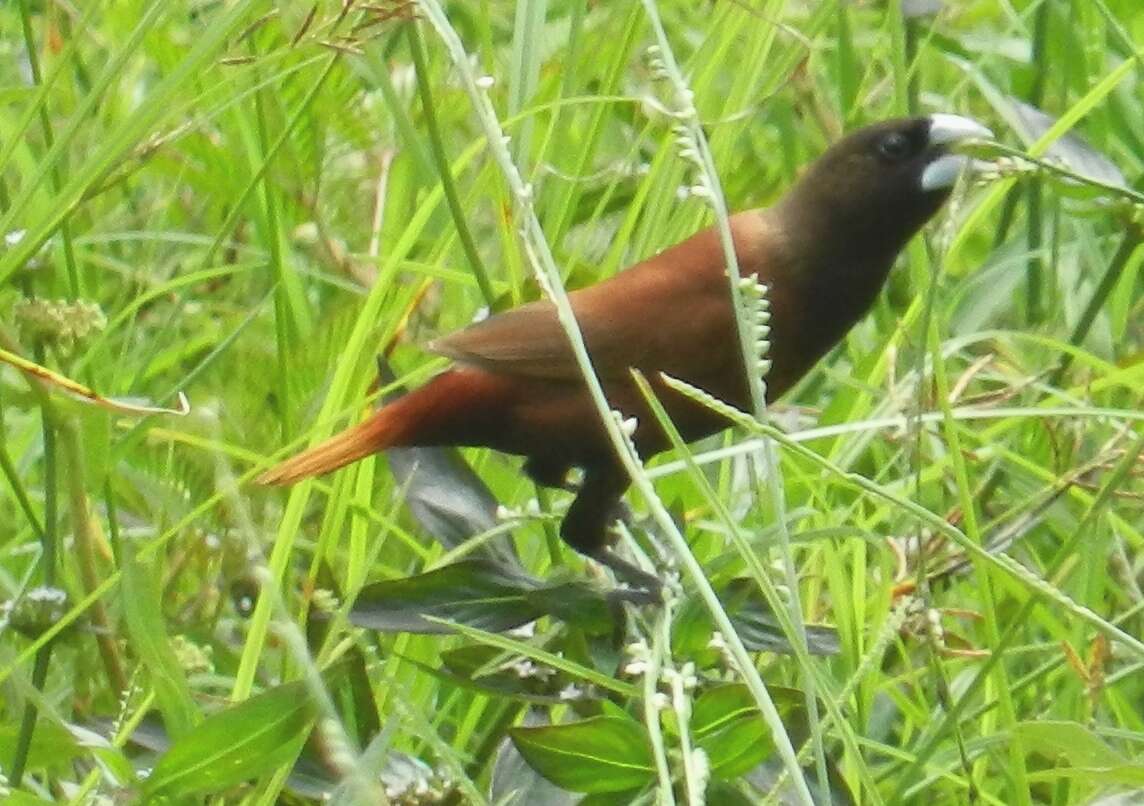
[
  {"left": 0, "top": 794, "right": 58, "bottom": 806},
  {"left": 0, "top": 719, "right": 79, "bottom": 775},
  {"left": 120, "top": 538, "right": 198, "bottom": 739},
  {"left": 524, "top": 580, "right": 618, "bottom": 636},
  {"left": 510, "top": 715, "right": 655, "bottom": 794},
  {"left": 674, "top": 580, "right": 840, "bottom": 656},
  {"left": 1005, "top": 98, "right": 1128, "bottom": 191},
  {"left": 350, "top": 558, "right": 621, "bottom": 637},
  {"left": 399, "top": 644, "right": 575, "bottom": 704},
  {"left": 703, "top": 781, "right": 759, "bottom": 806},
  {"left": 350, "top": 558, "right": 544, "bottom": 633},
  {"left": 142, "top": 680, "right": 316, "bottom": 800},
  {"left": 692, "top": 684, "right": 774, "bottom": 780},
  {"left": 491, "top": 711, "right": 578, "bottom": 806},
  {"left": 1015, "top": 721, "right": 1144, "bottom": 786},
  {"left": 577, "top": 791, "right": 645, "bottom": 806}
]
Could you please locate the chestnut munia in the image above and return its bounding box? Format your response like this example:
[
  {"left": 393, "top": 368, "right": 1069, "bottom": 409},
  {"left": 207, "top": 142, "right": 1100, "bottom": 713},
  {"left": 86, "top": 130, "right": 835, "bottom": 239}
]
[{"left": 259, "top": 114, "right": 991, "bottom": 587}]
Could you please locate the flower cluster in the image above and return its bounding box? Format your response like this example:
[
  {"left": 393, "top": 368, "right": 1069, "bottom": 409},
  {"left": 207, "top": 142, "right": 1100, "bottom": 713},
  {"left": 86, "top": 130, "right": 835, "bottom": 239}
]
[{"left": 13, "top": 297, "right": 106, "bottom": 353}]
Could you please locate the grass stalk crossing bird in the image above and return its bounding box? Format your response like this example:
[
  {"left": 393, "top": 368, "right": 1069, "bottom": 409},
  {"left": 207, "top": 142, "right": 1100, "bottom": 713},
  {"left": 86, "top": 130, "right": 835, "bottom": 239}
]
[{"left": 258, "top": 114, "right": 993, "bottom": 587}]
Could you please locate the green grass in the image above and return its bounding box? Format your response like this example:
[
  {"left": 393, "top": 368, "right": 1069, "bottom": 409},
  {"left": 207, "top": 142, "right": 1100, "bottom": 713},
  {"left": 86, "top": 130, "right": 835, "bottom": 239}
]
[{"left": 1, "top": 0, "right": 1142, "bottom": 803}]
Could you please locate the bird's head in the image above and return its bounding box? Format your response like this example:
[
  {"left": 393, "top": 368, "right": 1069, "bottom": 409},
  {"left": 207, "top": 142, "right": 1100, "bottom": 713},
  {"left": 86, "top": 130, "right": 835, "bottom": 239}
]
[{"left": 779, "top": 114, "right": 993, "bottom": 264}]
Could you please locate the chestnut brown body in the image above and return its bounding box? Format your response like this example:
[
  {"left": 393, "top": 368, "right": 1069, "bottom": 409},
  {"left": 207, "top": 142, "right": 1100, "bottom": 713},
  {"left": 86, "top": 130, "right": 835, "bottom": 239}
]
[{"left": 259, "top": 115, "right": 991, "bottom": 567}]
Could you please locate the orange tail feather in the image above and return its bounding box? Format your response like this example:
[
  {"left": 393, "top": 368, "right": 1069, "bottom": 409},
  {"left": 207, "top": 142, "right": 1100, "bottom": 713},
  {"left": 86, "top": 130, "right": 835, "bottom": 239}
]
[
  {"left": 256, "top": 410, "right": 401, "bottom": 486},
  {"left": 257, "top": 369, "right": 509, "bottom": 486}
]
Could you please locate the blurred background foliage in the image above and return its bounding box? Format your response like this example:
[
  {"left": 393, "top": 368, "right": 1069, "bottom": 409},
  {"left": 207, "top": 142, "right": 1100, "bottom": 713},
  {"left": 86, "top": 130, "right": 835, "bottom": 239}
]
[{"left": 0, "top": 0, "right": 1142, "bottom": 803}]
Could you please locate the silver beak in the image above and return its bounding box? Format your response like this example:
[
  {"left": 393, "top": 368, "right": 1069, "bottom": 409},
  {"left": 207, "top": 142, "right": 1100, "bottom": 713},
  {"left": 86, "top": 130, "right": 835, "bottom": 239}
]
[
  {"left": 921, "top": 114, "right": 994, "bottom": 192},
  {"left": 927, "top": 113, "right": 994, "bottom": 146}
]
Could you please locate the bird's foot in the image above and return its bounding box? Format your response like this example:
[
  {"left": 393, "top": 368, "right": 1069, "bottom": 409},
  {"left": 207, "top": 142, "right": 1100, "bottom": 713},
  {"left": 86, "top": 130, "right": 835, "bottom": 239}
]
[{"left": 589, "top": 548, "right": 663, "bottom": 605}]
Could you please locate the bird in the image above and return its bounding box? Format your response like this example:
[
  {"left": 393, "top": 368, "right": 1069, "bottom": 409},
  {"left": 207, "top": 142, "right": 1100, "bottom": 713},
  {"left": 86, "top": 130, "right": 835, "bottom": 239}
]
[{"left": 258, "top": 113, "right": 993, "bottom": 589}]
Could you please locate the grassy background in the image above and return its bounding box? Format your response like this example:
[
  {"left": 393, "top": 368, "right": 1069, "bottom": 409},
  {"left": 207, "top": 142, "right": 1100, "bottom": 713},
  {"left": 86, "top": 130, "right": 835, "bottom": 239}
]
[{"left": 1, "top": 0, "right": 1142, "bottom": 803}]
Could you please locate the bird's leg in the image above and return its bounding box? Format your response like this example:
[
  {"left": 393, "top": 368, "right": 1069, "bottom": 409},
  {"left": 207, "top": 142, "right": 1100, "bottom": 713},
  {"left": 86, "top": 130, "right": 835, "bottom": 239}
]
[
  {"left": 525, "top": 457, "right": 638, "bottom": 530},
  {"left": 523, "top": 456, "right": 573, "bottom": 491},
  {"left": 525, "top": 458, "right": 637, "bottom": 534},
  {"left": 560, "top": 463, "right": 662, "bottom": 602}
]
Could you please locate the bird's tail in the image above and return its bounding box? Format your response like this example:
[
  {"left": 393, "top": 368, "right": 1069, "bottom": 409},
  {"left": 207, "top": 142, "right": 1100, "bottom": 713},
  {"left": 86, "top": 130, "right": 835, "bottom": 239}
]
[
  {"left": 256, "top": 408, "right": 405, "bottom": 485},
  {"left": 256, "top": 369, "right": 500, "bottom": 486}
]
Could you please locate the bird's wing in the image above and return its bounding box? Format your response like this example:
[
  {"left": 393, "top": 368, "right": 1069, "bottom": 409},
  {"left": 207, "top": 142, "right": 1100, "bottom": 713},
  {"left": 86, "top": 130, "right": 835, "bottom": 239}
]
[
  {"left": 429, "top": 212, "right": 776, "bottom": 382},
  {"left": 429, "top": 297, "right": 595, "bottom": 380},
  {"left": 429, "top": 282, "right": 682, "bottom": 380}
]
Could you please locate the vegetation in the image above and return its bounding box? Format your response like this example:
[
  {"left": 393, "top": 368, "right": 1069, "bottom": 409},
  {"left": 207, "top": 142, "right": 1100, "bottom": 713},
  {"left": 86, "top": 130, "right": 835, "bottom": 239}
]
[{"left": 0, "top": 0, "right": 1141, "bottom": 803}]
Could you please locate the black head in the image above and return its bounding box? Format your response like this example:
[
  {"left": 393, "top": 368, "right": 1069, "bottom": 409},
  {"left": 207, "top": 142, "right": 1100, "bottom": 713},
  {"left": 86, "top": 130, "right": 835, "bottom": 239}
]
[
  {"left": 778, "top": 114, "right": 993, "bottom": 264},
  {"left": 764, "top": 115, "right": 993, "bottom": 377}
]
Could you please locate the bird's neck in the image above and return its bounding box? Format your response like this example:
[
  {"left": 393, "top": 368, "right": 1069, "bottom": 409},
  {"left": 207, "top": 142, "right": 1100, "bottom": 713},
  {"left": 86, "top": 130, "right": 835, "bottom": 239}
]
[
  {"left": 775, "top": 189, "right": 921, "bottom": 273},
  {"left": 762, "top": 198, "right": 909, "bottom": 377},
  {"left": 773, "top": 193, "right": 903, "bottom": 298}
]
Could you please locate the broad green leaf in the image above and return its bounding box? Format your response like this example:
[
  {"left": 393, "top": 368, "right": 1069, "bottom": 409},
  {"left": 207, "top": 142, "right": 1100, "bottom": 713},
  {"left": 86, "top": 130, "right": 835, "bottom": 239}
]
[
  {"left": 350, "top": 558, "right": 543, "bottom": 633},
  {"left": 524, "top": 580, "right": 617, "bottom": 636},
  {"left": 491, "top": 711, "right": 577, "bottom": 806},
  {"left": 350, "top": 558, "right": 620, "bottom": 636},
  {"left": 703, "top": 781, "right": 759, "bottom": 806},
  {"left": 143, "top": 681, "right": 316, "bottom": 800},
  {"left": 1, "top": 794, "right": 57, "bottom": 806},
  {"left": 692, "top": 684, "right": 775, "bottom": 780},
  {"left": 510, "top": 715, "right": 654, "bottom": 794},
  {"left": 438, "top": 644, "right": 571, "bottom": 702}
]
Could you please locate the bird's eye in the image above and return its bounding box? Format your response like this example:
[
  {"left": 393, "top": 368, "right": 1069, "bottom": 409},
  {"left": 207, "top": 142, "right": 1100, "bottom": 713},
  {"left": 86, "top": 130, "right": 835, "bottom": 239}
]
[{"left": 877, "top": 132, "right": 912, "bottom": 161}]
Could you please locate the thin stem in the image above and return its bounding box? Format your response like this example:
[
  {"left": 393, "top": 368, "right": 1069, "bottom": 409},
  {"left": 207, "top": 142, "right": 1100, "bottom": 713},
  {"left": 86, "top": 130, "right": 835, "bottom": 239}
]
[
  {"left": 17, "top": 0, "right": 82, "bottom": 298},
  {"left": 8, "top": 346, "right": 59, "bottom": 786},
  {"left": 249, "top": 38, "right": 294, "bottom": 442},
  {"left": 640, "top": 1, "right": 826, "bottom": 796},
  {"left": 643, "top": 607, "right": 677, "bottom": 806},
  {"left": 1023, "top": 0, "right": 1052, "bottom": 325},
  {"left": 407, "top": 21, "right": 496, "bottom": 308},
  {"left": 9, "top": 647, "right": 55, "bottom": 786},
  {"left": 414, "top": 2, "right": 815, "bottom": 801},
  {"left": 6, "top": 300, "right": 59, "bottom": 786},
  {"left": 1052, "top": 229, "right": 1143, "bottom": 384},
  {"left": 60, "top": 420, "right": 128, "bottom": 695},
  {"left": 0, "top": 443, "right": 46, "bottom": 539}
]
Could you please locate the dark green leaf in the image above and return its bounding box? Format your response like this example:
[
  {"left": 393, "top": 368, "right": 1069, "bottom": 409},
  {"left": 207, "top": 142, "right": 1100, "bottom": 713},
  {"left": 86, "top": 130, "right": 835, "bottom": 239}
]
[
  {"left": 510, "top": 715, "right": 654, "bottom": 794},
  {"left": 675, "top": 580, "right": 840, "bottom": 656},
  {"left": 350, "top": 558, "right": 543, "bottom": 633},
  {"left": 692, "top": 684, "right": 774, "bottom": 779},
  {"left": 399, "top": 644, "right": 573, "bottom": 703},
  {"left": 143, "top": 680, "right": 316, "bottom": 799},
  {"left": 492, "top": 711, "right": 578, "bottom": 806},
  {"left": 0, "top": 719, "right": 79, "bottom": 775},
  {"left": 525, "top": 579, "right": 618, "bottom": 636},
  {"left": 704, "top": 780, "right": 760, "bottom": 806}
]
